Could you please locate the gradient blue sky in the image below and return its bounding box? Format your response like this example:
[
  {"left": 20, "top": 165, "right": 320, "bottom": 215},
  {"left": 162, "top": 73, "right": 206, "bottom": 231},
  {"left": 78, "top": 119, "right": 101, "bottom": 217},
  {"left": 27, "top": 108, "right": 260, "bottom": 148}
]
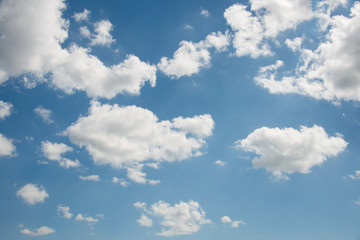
[{"left": 0, "top": 0, "right": 360, "bottom": 239}]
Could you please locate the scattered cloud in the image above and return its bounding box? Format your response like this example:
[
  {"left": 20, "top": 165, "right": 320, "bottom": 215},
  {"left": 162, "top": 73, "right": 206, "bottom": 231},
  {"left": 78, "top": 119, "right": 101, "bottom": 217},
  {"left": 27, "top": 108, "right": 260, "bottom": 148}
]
[
  {"left": 137, "top": 214, "right": 153, "bottom": 227},
  {"left": 235, "top": 125, "right": 347, "bottom": 180},
  {"left": 112, "top": 177, "right": 130, "bottom": 187},
  {"left": 0, "top": 100, "right": 13, "bottom": 120},
  {"left": 41, "top": 141, "right": 80, "bottom": 168},
  {"left": 63, "top": 101, "right": 214, "bottom": 184},
  {"left": 0, "top": 133, "right": 16, "bottom": 157},
  {"left": 73, "top": 9, "right": 91, "bottom": 22},
  {"left": 75, "top": 213, "right": 99, "bottom": 223},
  {"left": 347, "top": 170, "right": 360, "bottom": 180},
  {"left": 79, "top": 175, "right": 101, "bottom": 182},
  {"left": 17, "top": 184, "right": 49, "bottom": 205},
  {"left": 20, "top": 226, "right": 55, "bottom": 236},
  {"left": 89, "top": 20, "right": 116, "bottom": 46},
  {"left": 158, "top": 31, "right": 230, "bottom": 78},
  {"left": 214, "top": 160, "right": 226, "bottom": 166},
  {"left": 135, "top": 200, "right": 211, "bottom": 236},
  {"left": 57, "top": 205, "right": 73, "bottom": 219},
  {"left": 201, "top": 9, "right": 209, "bottom": 17},
  {"left": 185, "top": 24, "right": 193, "bottom": 30},
  {"left": 221, "top": 216, "right": 246, "bottom": 227},
  {"left": 34, "top": 106, "right": 54, "bottom": 124}
]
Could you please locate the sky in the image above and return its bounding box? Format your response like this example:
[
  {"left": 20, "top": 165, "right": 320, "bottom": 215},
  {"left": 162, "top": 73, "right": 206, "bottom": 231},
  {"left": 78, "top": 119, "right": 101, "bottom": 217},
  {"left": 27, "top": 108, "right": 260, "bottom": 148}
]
[{"left": 0, "top": 0, "right": 360, "bottom": 239}]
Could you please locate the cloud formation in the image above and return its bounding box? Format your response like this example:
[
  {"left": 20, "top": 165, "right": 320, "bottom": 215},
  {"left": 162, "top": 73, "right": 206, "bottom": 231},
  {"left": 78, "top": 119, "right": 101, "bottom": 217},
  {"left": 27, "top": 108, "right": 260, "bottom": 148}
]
[
  {"left": 0, "top": 100, "right": 13, "bottom": 120},
  {"left": 34, "top": 106, "right": 54, "bottom": 124},
  {"left": 17, "top": 184, "right": 49, "bottom": 205},
  {"left": 221, "top": 216, "right": 246, "bottom": 227},
  {"left": 63, "top": 101, "right": 214, "bottom": 183},
  {"left": 0, "top": 134, "right": 16, "bottom": 157},
  {"left": 20, "top": 226, "right": 55, "bottom": 236},
  {"left": 57, "top": 205, "right": 73, "bottom": 219},
  {"left": 236, "top": 125, "right": 347, "bottom": 179},
  {"left": 41, "top": 141, "right": 80, "bottom": 168}
]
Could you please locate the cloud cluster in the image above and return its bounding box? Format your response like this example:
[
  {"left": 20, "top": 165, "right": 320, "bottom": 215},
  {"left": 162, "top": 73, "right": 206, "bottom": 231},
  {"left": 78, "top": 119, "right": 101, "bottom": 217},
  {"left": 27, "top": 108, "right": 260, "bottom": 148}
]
[
  {"left": 17, "top": 184, "right": 49, "bottom": 205},
  {"left": 63, "top": 101, "right": 214, "bottom": 183},
  {"left": 134, "top": 200, "right": 211, "bottom": 236},
  {"left": 0, "top": 100, "right": 13, "bottom": 120},
  {"left": 0, "top": 0, "right": 156, "bottom": 99},
  {"left": 20, "top": 226, "right": 55, "bottom": 236},
  {"left": 0, "top": 134, "right": 16, "bottom": 157},
  {"left": 158, "top": 31, "right": 230, "bottom": 78},
  {"left": 221, "top": 216, "right": 246, "bottom": 227},
  {"left": 236, "top": 125, "right": 347, "bottom": 179},
  {"left": 41, "top": 141, "right": 80, "bottom": 168}
]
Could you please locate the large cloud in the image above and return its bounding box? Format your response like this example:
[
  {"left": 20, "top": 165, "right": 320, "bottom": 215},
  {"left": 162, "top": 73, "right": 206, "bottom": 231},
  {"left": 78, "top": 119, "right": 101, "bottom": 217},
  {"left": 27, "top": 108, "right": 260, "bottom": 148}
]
[
  {"left": 16, "top": 184, "right": 49, "bottom": 205},
  {"left": 0, "top": 0, "right": 156, "bottom": 98},
  {"left": 158, "top": 31, "right": 230, "bottom": 78},
  {"left": 0, "top": 134, "right": 16, "bottom": 157},
  {"left": 134, "top": 200, "right": 211, "bottom": 236},
  {"left": 63, "top": 101, "right": 214, "bottom": 183},
  {"left": 255, "top": 2, "right": 360, "bottom": 103},
  {"left": 236, "top": 125, "right": 347, "bottom": 180}
]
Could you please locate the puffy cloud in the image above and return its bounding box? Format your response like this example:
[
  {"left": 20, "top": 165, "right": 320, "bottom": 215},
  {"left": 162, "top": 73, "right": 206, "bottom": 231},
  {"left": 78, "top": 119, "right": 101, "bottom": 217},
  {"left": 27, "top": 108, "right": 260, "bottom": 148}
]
[
  {"left": 79, "top": 175, "right": 101, "bottom": 182},
  {"left": 348, "top": 170, "right": 360, "bottom": 180},
  {"left": 135, "top": 200, "right": 211, "bottom": 236},
  {"left": 41, "top": 141, "right": 80, "bottom": 168},
  {"left": 256, "top": 2, "right": 360, "bottom": 103},
  {"left": 89, "top": 20, "right": 115, "bottom": 46},
  {"left": 221, "top": 216, "right": 246, "bottom": 227},
  {"left": 0, "top": 100, "right": 13, "bottom": 120},
  {"left": 63, "top": 101, "right": 214, "bottom": 183},
  {"left": 224, "top": 0, "right": 312, "bottom": 58},
  {"left": 0, "top": 134, "right": 16, "bottom": 157},
  {"left": 214, "top": 160, "right": 226, "bottom": 166},
  {"left": 20, "top": 226, "right": 55, "bottom": 236},
  {"left": 34, "top": 106, "right": 54, "bottom": 124},
  {"left": 158, "top": 31, "right": 229, "bottom": 78},
  {"left": 137, "top": 214, "right": 153, "bottom": 227},
  {"left": 112, "top": 177, "right": 130, "bottom": 187},
  {"left": 17, "top": 184, "right": 49, "bottom": 205},
  {"left": 201, "top": 9, "right": 209, "bottom": 17},
  {"left": 75, "top": 213, "right": 99, "bottom": 223},
  {"left": 73, "top": 9, "right": 90, "bottom": 22},
  {"left": 79, "top": 26, "right": 91, "bottom": 38},
  {"left": 57, "top": 205, "right": 73, "bottom": 219},
  {"left": 58, "top": 158, "right": 80, "bottom": 168},
  {"left": 0, "top": 0, "right": 156, "bottom": 99},
  {"left": 235, "top": 125, "right": 347, "bottom": 179}
]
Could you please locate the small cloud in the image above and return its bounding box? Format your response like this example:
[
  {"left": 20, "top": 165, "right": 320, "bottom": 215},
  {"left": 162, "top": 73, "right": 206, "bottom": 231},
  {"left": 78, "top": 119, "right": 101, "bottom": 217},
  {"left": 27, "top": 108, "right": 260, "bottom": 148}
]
[
  {"left": 137, "top": 214, "right": 153, "bottom": 227},
  {"left": 73, "top": 9, "right": 91, "bottom": 22},
  {"left": 34, "top": 106, "right": 54, "bottom": 124},
  {"left": 0, "top": 100, "right": 13, "bottom": 120},
  {"left": 17, "top": 184, "right": 49, "bottom": 205},
  {"left": 221, "top": 216, "right": 246, "bottom": 227},
  {"left": 201, "top": 9, "right": 209, "bottom": 17},
  {"left": 112, "top": 177, "right": 130, "bottom": 187},
  {"left": 57, "top": 205, "right": 73, "bottom": 219},
  {"left": 185, "top": 24, "right": 193, "bottom": 30},
  {"left": 75, "top": 213, "right": 99, "bottom": 223},
  {"left": 347, "top": 170, "right": 360, "bottom": 180},
  {"left": 37, "top": 160, "right": 49, "bottom": 165},
  {"left": 20, "top": 226, "right": 55, "bottom": 236},
  {"left": 214, "top": 160, "right": 226, "bottom": 166},
  {"left": 79, "top": 175, "right": 101, "bottom": 182}
]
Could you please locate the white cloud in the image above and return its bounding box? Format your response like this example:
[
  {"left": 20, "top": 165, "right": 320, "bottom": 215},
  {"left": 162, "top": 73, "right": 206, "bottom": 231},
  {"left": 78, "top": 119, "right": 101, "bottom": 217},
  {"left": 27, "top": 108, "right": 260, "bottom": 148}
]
[
  {"left": 158, "top": 31, "right": 229, "bottom": 78},
  {"left": 17, "top": 184, "right": 49, "bottom": 205},
  {"left": 57, "top": 205, "right": 73, "bottom": 219},
  {"left": 34, "top": 106, "right": 54, "bottom": 124},
  {"left": 256, "top": 2, "right": 360, "bottom": 103},
  {"left": 41, "top": 141, "right": 80, "bottom": 168},
  {"left": 135, "top": 200, "right": 211, "bottom": 236},
  {"left": 63, "top": 101, "right": 214, "bottom": 184},
  {"left": 0, "top": 0, "right": 156, "bottom": 99},
  {"left": 348, "top": 170, "right": 360, "bottom": 180},
  {"left": 73, "top": 9, "right": 91, "bottom": 22},
  {"left": 20, "top": 226, "right": 55, "bottom": 236},
  {"left": 89, "top": 20, "right": 115, "bottom": 46},
  {"left": 0, "top": 100, "right": 13, "bottom": 120},
  {"left": 79, "top": 175, "right": 101, "bottom": 182},
  {"left": 201, "top": 9, "right": 209, "bottom": 17},
  {"left": 75, "top": 213, "right": 99, "bottom": 223},
  {"left": 79, "top": 26, "right": 91, "bottom": 38},
  {"left": 221, "top": 216, "right": 246, "bottom": 227},
  {"left": 134, "top": 201, "right": 147, "bottom": 210},
  {"left": 214, "top": 160, "right": 226, "bottom": 166},
  {"left": 0, "top": 133, "right": 16, "bottom": 157},
  {"left": 235, "top": 125, "right": 347, "bottom": 179},
  {"left": 185, "top": 24, "right": 193, "bottom": 30},
  {"left": 137, "top": 214, "right": 153, "bottom": 227},
  {"left": 112, "top": 177, "right": 130, "bottom": 187}
]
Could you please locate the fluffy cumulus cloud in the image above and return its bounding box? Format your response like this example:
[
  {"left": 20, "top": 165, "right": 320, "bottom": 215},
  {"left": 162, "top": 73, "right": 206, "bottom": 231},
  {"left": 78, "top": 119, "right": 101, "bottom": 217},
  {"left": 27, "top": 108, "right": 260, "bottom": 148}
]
[
  {"left": 0, "top": 100, "right": 13, "bottom": 120},
  {"left": 224, "top": 0, "right": 311, "bottom": 58},
  {"left": 75, "top": 213, "right": 99, "bottom": 223},
  {"left": 63, "top": 101, "right": 214, "bottom": 183},
  {"left": 41, "top": 141, "right": 80, "bottom": 168},
  {"left": 79, "top": 175, "right": 101, "bottom": 182},
  {"left": 20, "top": 226, "right": 55, "bottom": 236},
  {"left": 34, "top": 106, "right": 54, "bottom": 123},
  {"left": 221, "top": 216, "right": 246, "bottom": 227},
  {"left": 158, "top": 31, "right": 230, "bottom": 78},
  {"left": 0, "top": 134, "right": 16, "bottom": 157},
  {"left": 81, "top": 20, "right": 115, "bottom": 47},
  {"left": 134, "top": 200, "right": 211, "bottom": 236},
  {"left": 73, "top": 9, "right": 90, "bottom": 22},
  {"left": 137, "top": 214, "right": 153, "bottom": 227},
  {"left": 16, "top": 184, "right": 49, "bottom": 205},
  {"left": 57, "top": 205, "right": 73, "bottom": 219},
  {"left": 235, "top": 125, "right": 347, "bottom": 180},
  {"left": 0, "top": 0, "right": 156, "bottom": 99},
  {"left": 214, "top": 160, "right": 226, "bottom": 166},
  {"left": 255, "top": 2, "right": 360, "bottom": 103}
]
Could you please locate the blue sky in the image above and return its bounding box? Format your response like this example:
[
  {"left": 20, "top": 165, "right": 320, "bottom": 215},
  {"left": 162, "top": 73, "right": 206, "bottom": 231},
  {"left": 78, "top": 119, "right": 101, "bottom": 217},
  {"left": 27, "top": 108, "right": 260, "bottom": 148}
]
[{"left": 0, "top": 0, "right": 360, "bottom": 239}]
